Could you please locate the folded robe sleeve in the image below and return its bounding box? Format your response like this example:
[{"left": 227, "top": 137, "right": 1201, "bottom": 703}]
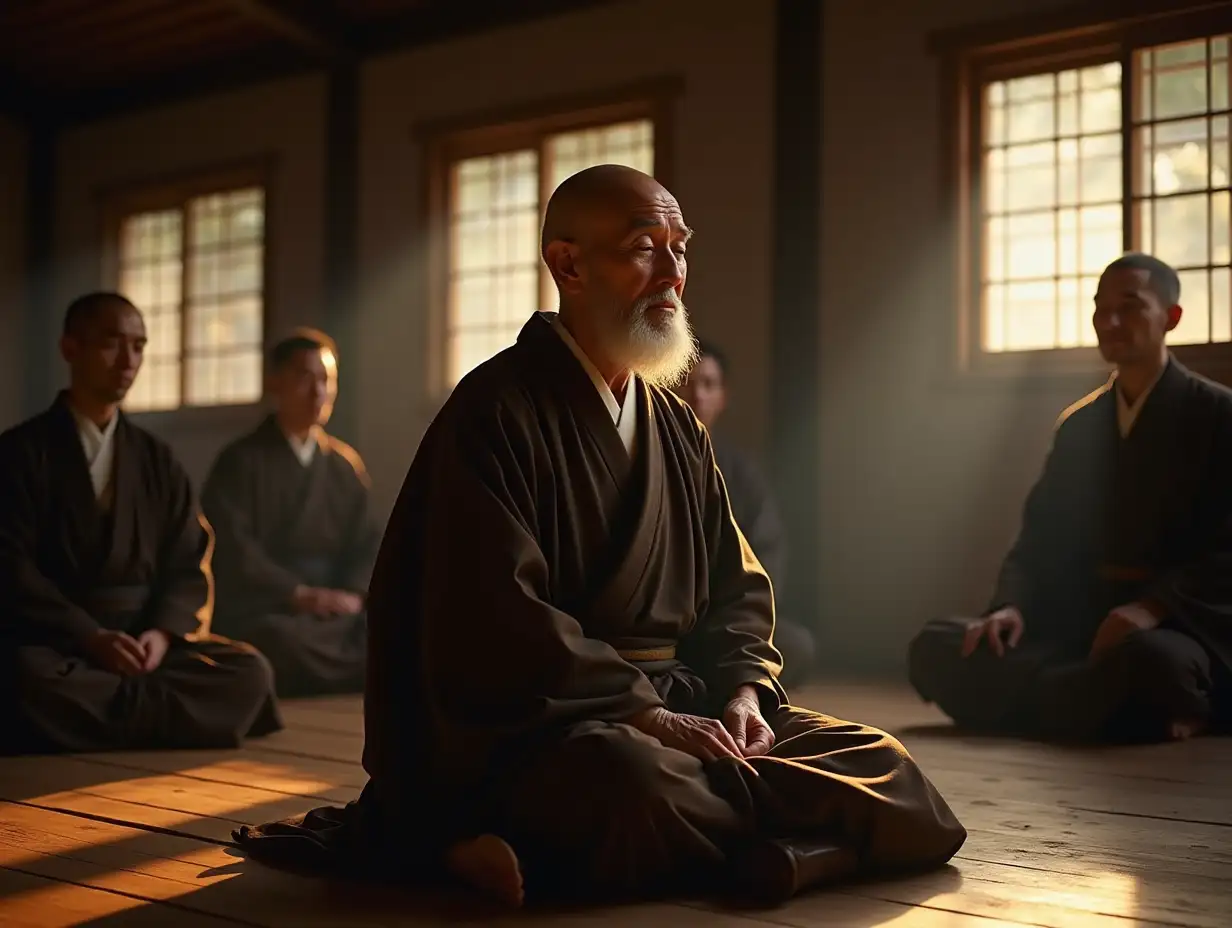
[
  {"left": 683, "top": 428, "right": 785, "bottom": 713},
  {"left": 418, "top": 406, "right": 664, "bottom": 765},
  {"left": 0, "top": 438, "right": 100, "bottom": 645},
  {"left": 201, "top": 448, "right": 303, "bottom": 610},
  {"left": 145, "top": 460, "right": 213, "bottom": 639}
]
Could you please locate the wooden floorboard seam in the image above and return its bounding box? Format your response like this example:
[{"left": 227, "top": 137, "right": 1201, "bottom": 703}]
[
  {"left": 0, "top": 863, "right": 258, "bottom": 927},
  {"left": 4, "top": 799, "right": 236, "bottom": 849}
]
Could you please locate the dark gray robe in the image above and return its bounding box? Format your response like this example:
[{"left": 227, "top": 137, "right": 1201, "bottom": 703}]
[
  {"left": 0, "top": 394, "right": 282, "bottom": 754},
  {"left": 909, "top": 358, "right": 1232, "bottom": 740},
  {"left": 236, "top": 313, "right": 965, "bottom": 901},
  {"left": 201, "top": 416, "right": 380, "bottom": 697}
]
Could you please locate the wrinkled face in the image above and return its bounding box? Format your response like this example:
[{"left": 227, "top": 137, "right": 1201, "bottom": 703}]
[
  {"left": 60, "top": 301, "right": 146, "bottom": 404},
  {"left": 559, "top": 184, "right": 699, "bottom": 387},
  {"left": 678, "top": 354, "right": 726, "bottom": 429},
  {"left": 1093, "top": 266, "right": 1180, "bottom": 365},
  {"left": 270, "top": 347, "right": 336, "bottom": 430}
]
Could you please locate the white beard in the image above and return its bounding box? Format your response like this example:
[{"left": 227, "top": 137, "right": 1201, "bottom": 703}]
[{"left": 602, "top": 289, "right": 699, "bottom": 389}]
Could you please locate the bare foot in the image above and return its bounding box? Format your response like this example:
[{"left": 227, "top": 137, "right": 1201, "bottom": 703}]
[
  {"left": 445, "top": 834, "right": 524, "bottom": 908},
  {"left": 1168, "top": 718, "right": 1207, "bottom": 741}
]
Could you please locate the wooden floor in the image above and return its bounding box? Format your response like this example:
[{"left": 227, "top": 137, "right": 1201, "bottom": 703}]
[{"left": 1, "top": 683, "right": 1229, "bottom": 928}]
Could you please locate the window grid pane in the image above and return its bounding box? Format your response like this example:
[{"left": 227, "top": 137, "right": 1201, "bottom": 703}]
[
  {"left": 448, "top": 149, "right": 540, "bottom": 386},
  {"left": 981, "top": 63, "right": 1124, "bottom": 352},
  {"left": 184, "top": 187, "right": 266, "bottom": 406},
  {"left": 118, "top": 187, "right": 265, "bottom": 411},
  {"left": 1132, "top": 35, "right": 1232, "bottom": 347},
  {"left": 979, "top": 34, "right": 1232, "bottom": 356},
  {"left": 443, "top": 117, "right": 656, "bottom": 388},
  {"left": 119, "top": 209, "right": 183, "bottom": 411}
]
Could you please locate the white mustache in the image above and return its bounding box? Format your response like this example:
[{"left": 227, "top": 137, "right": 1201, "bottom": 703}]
[{"left": 633, "top": 290, "right": 683, "bottom": 314}]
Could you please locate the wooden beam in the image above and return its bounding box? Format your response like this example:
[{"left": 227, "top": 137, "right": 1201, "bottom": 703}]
[
  {"left": 769, "top": 0, "right": 823, "bottom": 669},
  {"left": 926, "top": 0, "right": 1232, "bottom": 55},
  {"left": 322, "top": 61, "right": 360, "bottom": 445},
  {"left": 220, "top": 0, "right": 354, "bottom": 60},
  {"left": 357, "top": 0, "right": 617, "bottom": 54},
  {"left": 58, "top": 51, "right": 318, "bottom": 127},
  {"left": 24, "top": 119, "right": 57, "bottom": 416}
]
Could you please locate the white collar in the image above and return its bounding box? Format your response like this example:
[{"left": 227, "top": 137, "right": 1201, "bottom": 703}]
[
  {"left": 548, "top": 314, "right": 635, "bottom": 426},
  {"left": 69, "top": 406, "right": 119, "bottom": 456}
]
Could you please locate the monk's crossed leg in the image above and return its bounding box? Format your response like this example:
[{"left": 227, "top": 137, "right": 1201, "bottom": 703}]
[{"left": 495, "top": 709, "right": 965, "bottom": 899}]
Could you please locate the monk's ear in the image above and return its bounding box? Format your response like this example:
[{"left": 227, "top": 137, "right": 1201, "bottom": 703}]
[
  {"left": 544, "top": 240, "right": 584, "bottom": 294},
  {"left": 59, "top": 333, "right": 75, "bottom": 364},
  {"left": 1165, "top": 303, "right": 1183, "bottom": 332}
]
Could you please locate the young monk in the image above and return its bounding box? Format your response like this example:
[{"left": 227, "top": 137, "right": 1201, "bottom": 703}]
[
  {"left": 202, "top": 330, "right": 379, "bottom": 696},
  {"left": 909, "top": 253, "right": 1232, "bottom": 742},
  {"left": 0, "top": 292, "right": 282, "bottom": 753},
  {"left": 236, "top": 166, "right": 965, "bottom": 907}
]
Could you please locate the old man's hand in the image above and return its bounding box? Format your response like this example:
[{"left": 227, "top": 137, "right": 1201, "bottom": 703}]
[
  {"left": 723, "top": 685, "right": 775, "bottom": 757},
  {"left": 628, "top": 706, "right": 743, "bottom": 762}
]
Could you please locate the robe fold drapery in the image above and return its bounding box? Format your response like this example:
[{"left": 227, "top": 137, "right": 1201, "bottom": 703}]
[
  {"left": 202, "top": 416, "right": 380, "bottom": 696},
  {"left": 910, "top": 358, "right": 1232, "bottom": 739},
  {"left": 237, "top": 313, "right": 965, "bottom": 899},
  {"left": 0, "top": 394, "right": 282, "bottom": 754}
]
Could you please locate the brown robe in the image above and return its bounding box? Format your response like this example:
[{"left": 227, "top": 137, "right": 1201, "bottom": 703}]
[
  {"left": 909, "top": 358, "right": 1232, "bottom": 740},
  {"left": 0, "top": 394, "right": 282, "bottom": 754},
  {"left": 202, "top": 417, "right": 379, "bottom": 696},
  {"left": 237, "top": 313, "right": 965, "bottom": 899}
]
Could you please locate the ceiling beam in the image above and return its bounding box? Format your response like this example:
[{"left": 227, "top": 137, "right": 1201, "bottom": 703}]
[
  {"left": 220, "top": 0, "right": 355, "bottom": 61},
  {"left": 357, "top": 0, "right": 617, "bottom": 54},
  {"left": 59, "top": 49, "right": 319, "bottom": 127}
]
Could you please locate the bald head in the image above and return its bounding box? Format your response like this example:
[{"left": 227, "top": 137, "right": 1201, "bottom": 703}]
[
  {"left": 540, "top": 164, "right": 683, "bottom": 258},
  {"left": 539, "top": 163, "right": 697, "bottom": 389}
]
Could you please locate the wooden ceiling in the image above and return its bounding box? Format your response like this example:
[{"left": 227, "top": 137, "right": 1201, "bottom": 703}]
[{"left": 0, "top": 0, "right": 611, "bottom": 126}]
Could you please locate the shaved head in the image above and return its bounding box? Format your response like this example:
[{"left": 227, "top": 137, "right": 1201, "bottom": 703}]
[
  {"left": 541, "top": 164, "right": 684, "bottom": 257},
  {"left": 541, "top": 164, "right": 697, "bottom": 388}
]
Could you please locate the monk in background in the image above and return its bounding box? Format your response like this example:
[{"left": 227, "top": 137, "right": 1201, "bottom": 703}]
[
  {"left": 0, "top": 292, "right": 281, "bottom": 753},
  {"left": 909, "top": 253, "right": 1232, "bottom": 742},
  {"left": 236, "top": 165, "right": 965, "bottom": 908},
  {"left": 679, "top": 341, "right": 816, "bottom": 685},
  {"left": 202, "top": 330, "right": 380, "bottom": 697}
]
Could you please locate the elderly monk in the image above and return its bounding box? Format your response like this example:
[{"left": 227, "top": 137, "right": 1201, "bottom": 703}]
[
  {"left": 0, "top": 292, "right": 282, "bottom": 753},
  {"left": 236, "top": 166, "right": 965, "bottom": 907},
  {"left": 203, "top": 330, "right": 380, "bottom": 697},
  {"left": 679, "top": 340, "right": 816, "bottom": 685},
  {"left": 909, "top": 254, "right": 1232, "bottom": 743}
]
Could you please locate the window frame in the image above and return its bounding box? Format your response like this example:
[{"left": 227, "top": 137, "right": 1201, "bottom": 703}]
[
  {"left": 420, "top": 78, "right": 681, "bottom": 398},
  {"left": 98, "top": 159, "right": 274, "bottom": 421},
  {"left": 937, "top": 1, "right": 1232, "bottom": 381}
]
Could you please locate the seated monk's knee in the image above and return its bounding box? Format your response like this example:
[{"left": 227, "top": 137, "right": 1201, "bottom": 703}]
[
  {"left": 501, "top": 721, "right": 741, "bottom": 895},
  {"left": 754, "top": 709, "right": 966, "bottom": 872},
  {"left": 158, "top": 639, "right": 279, "bottom": 744},
  {"left": 1108, "top": 628, "right": 1212, "bottom": 726},
  {"left": 906, "top": 619, "right": 966, "bottom": 699}
]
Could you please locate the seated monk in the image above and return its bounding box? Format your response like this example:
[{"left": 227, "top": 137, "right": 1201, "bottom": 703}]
[
  {"left": 235, "top": 165, "right": 965, "bottom": 908},
  {"left": 0, "top": 292, "right": 282, "bottom": 754},
  {"left": 201, "top": 330, "right": 380, "bottom": 697},
  {"left": 678, "top": 340, "right": 816, "bottom": 685},
  {"left": 909, "top": 253, "right": 1232, "bottom": 743}
]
